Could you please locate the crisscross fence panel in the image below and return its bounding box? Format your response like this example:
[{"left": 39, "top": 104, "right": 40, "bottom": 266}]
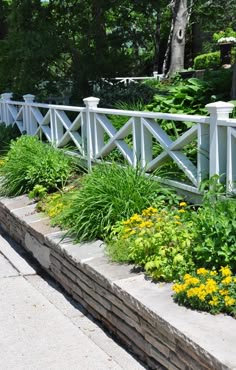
[{"left": 0, "top": 93, "right": 235, "bottom": 194}]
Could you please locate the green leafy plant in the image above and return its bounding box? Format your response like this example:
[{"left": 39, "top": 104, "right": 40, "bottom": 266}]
[
  {"left": 191, "top": 179, "right": 236, "bottom": 272},
  {"left": 173, "top": 266, "right": 236, "bottom": 316},
  {"left": 108, "top": 203, "right": 194, "bottom": 281},
  {"left": 146, "top": 78, "right": 213, "bottom": 138},
  {"left": 213, "top": 28, "right": 236, "bottom": 43},
  {"left": 96, "top": 82, "right": 157, "bottom": 109},
  {"left": 54, "top": 163, "right": 178, "bottom": 242},
  {"left": 193, "top": 52, "right": 220, "bottom": 70},
  {"left": 0, "top": 135, "right": 73, "bottom": 196},
  {"left": 28, "top": 184, "right": 47, "bottom": 201}
]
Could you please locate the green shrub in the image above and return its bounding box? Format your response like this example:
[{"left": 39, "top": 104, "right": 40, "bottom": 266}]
[
  {"left": 193, "top": 52, "right": 220, "bottom": 70},
  {"left": 191, "top": 196, "right": 236, "bottom": 273},
  {"left": 0, "top": 135, "right": 73, "bottom": 196},
  {"left": 213, "top": 28, "right": 236, "bottom": 43},
  {"left": 95, "top": 82, "right": 157, "bottom": 108},
  {"left": 203, "top": 68, "right": 233, "bottom": 101},
  {"left": 0, "top": 124, "right": 20, "bottom": 155},
  {"left": 107, "top": 203, "right": 194, "bottom": 281},
  {"left": 189, "top": 179, "right": 236, "bottom": 273},
  {"left": 146, "top": 78, "right": 213, "bottom": 137},
  {"left": 173, "top": 267, "right": 236, "bottom": 316},
  {"left": 54, "top": 163, "right": 178, "bottom": 242}
]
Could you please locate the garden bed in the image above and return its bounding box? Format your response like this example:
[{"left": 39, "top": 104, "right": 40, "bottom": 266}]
[{"left": 0, "top": 194, "right": 235, "bottom": 370}]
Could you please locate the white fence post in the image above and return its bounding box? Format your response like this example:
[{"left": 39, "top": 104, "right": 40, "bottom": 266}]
[
  {"left": 206, "top": 101, "right": 234, "bottom": 183},
  {"left": 1, "top": 93, "right": 13, "bottom": 126},
  {"left": 23, "top": 94, "right": 35, "bottom": 134},
  {"left": 83, "top": 96, "right": 100, "bottom": 170}
]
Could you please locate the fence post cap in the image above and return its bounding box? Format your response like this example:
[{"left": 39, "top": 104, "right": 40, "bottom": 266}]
[
  {"left": 83, "top": 96, "right": 100, "bottom": 108},
  {"left": 23, "top": 94, "right": 35, "bottom": 103},
  {"left": 1, "top": 92, "right": 13, "bottom": 100},
  {"left": 206, "top": 101, "right": 234, "bottom": 115}
]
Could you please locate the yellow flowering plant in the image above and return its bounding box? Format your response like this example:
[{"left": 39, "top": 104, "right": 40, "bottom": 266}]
[
  {"left": 173, "top": 266, "right": 236, "bottom": 316},
  {"left": 108, "top": 203, "right": 194, "bottom": 281}
]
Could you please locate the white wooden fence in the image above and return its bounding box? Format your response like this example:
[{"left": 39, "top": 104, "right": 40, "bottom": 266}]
[
  {"left": 100, "top": 72, "right": 164, "bottom": 86},
  {"left": 0, "top": 92, "right": 235, "bottom": 194}
]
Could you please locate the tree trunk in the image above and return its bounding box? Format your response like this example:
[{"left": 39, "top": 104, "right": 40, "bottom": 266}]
[
  {"left": 168, "top": 0, "right": 188, "bottom": 77},
  {"left": 153, "top": 10, "right": 161, "bottom": 72}
]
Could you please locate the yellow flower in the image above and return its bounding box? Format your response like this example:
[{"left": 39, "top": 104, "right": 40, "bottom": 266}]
[
  {"left": 130, "top": 214, "right": 142, "bottom": 221},
  {"left": 189, "top": 277, "right": 200, "bottom": 285},
  {"left": 174, "top": 215, "right": 180, "bottom": 219},
  {"left": 209, "top": 296, "right": 219, "bottom": 306},
  {"left": 139, "top": 220, "right": 153, "bottom": 228},
  {"left": 175, "top": 221, "right": 182, "bottom": 225},
  {"left": 222, "top": 276, "right": 232, "bottom": 285},
  {"left": 196, "top": 268, "right": 208, "bottom": 276},
  {"left": 219, "top": 289, "right": 228, "bottom": 296},
  {"left": 183, "top": 273, "right": 192, "bottom": 281},
  {"left": 183, "top": 275, "right": 200, "bottom": 286},
  {"left": 210, "top": 271, "right": 217, "bottom": 276},
  {"left": 173, "top": 283, "right": 186, "bottom": 294},
  {"left": 205, "top": 279, "right": 218, "bottom": 294},
  {"left": 197, "top": 290, "right": 207, "bottom": 301},
  {"left": 220, "top": 266, "right": 232, "bottom": 277},
  {"left": 178, "top": 209, "right": 185, "bottom": 213},
  {"left": 124, "top": 227, "right": 131, "bottom": 233},
  {"left": 123, "top": 220, "right": 131, "bottom": 225},
  {"left": 179, "top": 202, "right": 187, "bottom": 207},
  {"left": 187, "top": 287, "right": 198, "bottom": 298},
  {"left": 142, "top": 207, "right": 158, "bottom": 216},
  {"left": 224, "top": 296, "right": 235, "bottom": 306}
]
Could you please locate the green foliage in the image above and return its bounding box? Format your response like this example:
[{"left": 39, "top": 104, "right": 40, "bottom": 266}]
[
  {"left": 191, "top": 196, "right": 236, "bottom": 273},
  {"left": 146, "top": 78, "right": 212, "bottom": 137},
  {"left": 0, "top": 124, "right": 20, "bottom": 155},
  {"left": 54, "top": 163, "right": 177, "bottom": 242},
  {"left": 108, "top": 203, "right": 194, "bottom": 281},
  {"left": 28, "top": 184, "right": 47, "bottom": 201},
  {"left": 173, "top": 267, "right": 236, "bottom": 316},
  {"left": 203, "top": 68, "right": 233, "bottom": 102},
  {"left": 96, "top": 82, "right": 157, "bottom": 109},
  {"left": 0, "top": 135, "right": 73, "bottom": 196},
  {"left": 188, "top": 177, "right": 236, "bottom": 272},
  {"left": 213, "top": 28, "right": 236, "bottom": 42},
  {"left": 193, "top": 52, "right": 220, "bottom": 70},
  {"left": 148, "top": 78, "right": 212, "bottom": 115}
]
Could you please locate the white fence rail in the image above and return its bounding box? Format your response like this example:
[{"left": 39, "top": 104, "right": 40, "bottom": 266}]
[
  {"left": 100, "top": 72, "right": 164, "bottom": 86},
  {"left": 0, "top": 92, "right": 235, "bottom": 194}
]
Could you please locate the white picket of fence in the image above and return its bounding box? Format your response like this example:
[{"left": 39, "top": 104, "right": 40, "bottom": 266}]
[{"left": 0, "top": 92, "right": 235, "bottom": 194}]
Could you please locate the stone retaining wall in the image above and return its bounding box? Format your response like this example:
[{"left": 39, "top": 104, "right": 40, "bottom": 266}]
[{"left": 0, "top": 195, "right": 235, "bottom": 370}]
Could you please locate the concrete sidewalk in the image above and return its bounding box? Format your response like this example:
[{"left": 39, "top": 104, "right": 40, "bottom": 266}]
[{"left": 0, "top": 231, "right": 146, "bottom": 370}]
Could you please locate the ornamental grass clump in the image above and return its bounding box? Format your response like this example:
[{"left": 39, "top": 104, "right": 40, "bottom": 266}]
[
  {"left": 0, "top": 135, "right": 73, "bottom": 196},
  {"left": 54, "top": 163, "right": 178, "bottom": 242},
  {"left": 173, "top": 266, "right": 236, "bottom": 316},
  {"left": 107, "top": 202, "right": 194, "bottom": 281}
]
